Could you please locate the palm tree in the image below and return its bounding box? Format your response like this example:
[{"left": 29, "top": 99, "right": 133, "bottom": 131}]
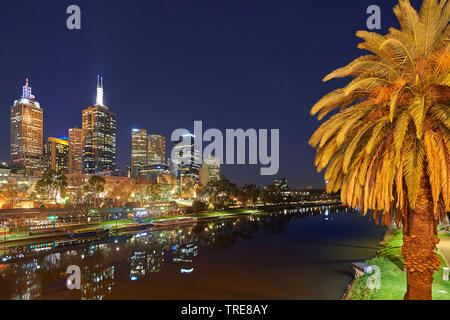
[{"left": 309, "top": 0, "right": 449, "bottom": 300}]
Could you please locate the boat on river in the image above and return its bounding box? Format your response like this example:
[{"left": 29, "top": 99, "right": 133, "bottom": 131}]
[
  {"left": 72, "top": 227, "right": 109, "bottom": 238},
  {"left": 152, "top": 217, "right": 197, "bottom": 228},
  {"left": 110, "top": 223, "right": 149, "bottom": 233}
]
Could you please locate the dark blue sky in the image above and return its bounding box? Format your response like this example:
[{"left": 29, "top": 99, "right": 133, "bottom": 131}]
[{"left": 0, "top": 0, "right": 416, "bottom": 188}]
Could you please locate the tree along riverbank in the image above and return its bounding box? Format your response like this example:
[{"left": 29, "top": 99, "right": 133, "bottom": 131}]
[{"left": 343, "top": 228, "right": 450, "bottom": 300}]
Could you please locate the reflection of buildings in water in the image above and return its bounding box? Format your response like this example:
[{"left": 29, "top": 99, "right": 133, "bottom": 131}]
[
  {"left": 130, "top": 251, "right": 146, "bottom": 280},
  {"left": 81, "top": 264, "right": 115, "bottom": 300},
  {"left": 129, "top": 248, "right": 165, "bottom": 280},
  {"left": 80, "top": 244, "right": 115, "bottom": 300},
  {"left": 11, "top": 259, "right": 42, "bottom": 300},
  {"left": 42, "top": 252, "right": 61, "bottom": 269},
  {"left": 147, "top": 250, "right": 164, "bottom": 274},
  {"left": 172, "top": 241, "right": 198, "bottom": 275}
]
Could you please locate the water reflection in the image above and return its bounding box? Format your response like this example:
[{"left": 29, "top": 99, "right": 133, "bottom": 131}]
[{"left": 0, "top": 206, "right": 377, "bottom": 300}]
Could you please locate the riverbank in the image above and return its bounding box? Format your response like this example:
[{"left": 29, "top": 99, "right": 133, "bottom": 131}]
[
  {"left": 343, "top": 228, "right": 450, "bottom": 300},
  {"left": 0, "top": 204, "right": 338, "bottom": 246},
  {"left": 0, "top": 209, "right": 264, "bottom": 245}
]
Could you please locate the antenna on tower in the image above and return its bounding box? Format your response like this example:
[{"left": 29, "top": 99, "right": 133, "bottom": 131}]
[
  {"left": 22, "top": 78, "right": 32, "bottom": 99},
  {"left": 96, "top": 75, "right": 104, "bottom": 106}
]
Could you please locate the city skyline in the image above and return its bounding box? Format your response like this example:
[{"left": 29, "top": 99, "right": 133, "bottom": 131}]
[{"left": 0, "top": 0, "right": 406, "bottom": 188}]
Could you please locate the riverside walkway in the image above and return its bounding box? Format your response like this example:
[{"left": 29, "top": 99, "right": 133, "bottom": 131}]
[{"left": 438, "top": 238, "right": 450, "bottom": 267}]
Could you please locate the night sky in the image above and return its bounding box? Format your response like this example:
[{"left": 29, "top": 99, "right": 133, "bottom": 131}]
[{"left": 0, "top": 0, "right": 417, "bottom": 188}]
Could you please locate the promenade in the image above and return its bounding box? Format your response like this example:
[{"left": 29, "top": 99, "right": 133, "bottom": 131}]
[{"left": 438, "top": 238, "right": 450, "bottom": 268}]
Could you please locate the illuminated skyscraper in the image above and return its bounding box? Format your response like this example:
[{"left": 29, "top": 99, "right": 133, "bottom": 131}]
[
  {"left": 200, "top": 156, "right": 220, "bottom": 186},
  {"left": 68, "top": 127, "right": 83, "bottom": 173},
  {"left": 131, "top": 128, "right": 148, "bottom": 178},
  {"left": 44, "top": 137, "right": 70, "bottom": 173},
  {"left": 10, "top": 79, "right": 44, "bottom": 176},
  {"left": 82, "top": 77, "right": 117, "bottom": 174},
  {"left": 147, "top": 134, "right": 166, "bottom": 165},
  {"left": 172, "top": 134, "right": 200, "bottom": 183}
]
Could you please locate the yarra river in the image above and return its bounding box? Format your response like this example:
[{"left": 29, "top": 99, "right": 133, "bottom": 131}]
[{"left": 0, "top": 206, "right": 386, "bottom": 300}]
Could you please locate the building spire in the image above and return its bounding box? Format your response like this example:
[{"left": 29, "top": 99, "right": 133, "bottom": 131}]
[
  {"left": 96, "top": 75, "right": 104, "bottom": 106},
  {"left": 22, "top": 78, "right": 33, "bottom": 99}
]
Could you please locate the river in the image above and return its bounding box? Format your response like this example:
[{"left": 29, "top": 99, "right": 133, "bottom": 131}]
[{"left": 0, "top": 206, "right": 386, "bottom": 300}]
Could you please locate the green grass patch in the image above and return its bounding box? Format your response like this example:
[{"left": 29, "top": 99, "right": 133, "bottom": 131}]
[{"left": 346, "top": 228, "right": 450, "bottom": 300}]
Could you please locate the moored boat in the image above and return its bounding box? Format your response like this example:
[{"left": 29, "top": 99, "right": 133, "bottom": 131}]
[
  {"left": 72, "top": 227, "right": 109, "bottom": 237},
  {"left": 152, "top": 217, "right": 197, "bottom": 228},
  {"left": 111, "top": 224, "right": 148, "bottom": 233}
]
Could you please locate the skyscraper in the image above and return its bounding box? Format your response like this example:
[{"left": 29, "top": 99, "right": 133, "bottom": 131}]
[
  {"left": 172, "top": 134, "right": 200, "bottom": 183},
  {"left": 131, "top": 128, "right": 148, "bottom": 178},
  {"left": 68, "top": 127, "right": 83, "bottom": 173},
  {"left": 44, "top": 137, "right": 70, "bottom": 173},
  {"left": 200, "top": 156, "right": 220, "bottom": 186},
  {"left": 82, "top": 77, "right": 117, "bottom": 174},
  {"left": 10, "top": 79, "right": 44, "bottom": 176},
  {"left": 147, "top": 134, "right": 166, "bottom": 165}
]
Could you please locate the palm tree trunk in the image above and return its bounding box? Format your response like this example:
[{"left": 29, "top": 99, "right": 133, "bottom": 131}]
[{"left": 402, "top": 174, "right": 441, "bottom": 300}]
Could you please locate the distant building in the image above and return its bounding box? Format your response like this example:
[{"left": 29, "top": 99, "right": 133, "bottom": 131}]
[
  {"left": 172, "top": 134, "right": 200, "bottom": 183},
  {"left": 0, "top": 163, "right": 11, "bottom": 180},
  {"left": 139, "top": 164, "right": 170, "bottom": 183},
  {"left": 10, "top": 79, "right": 44, "bottom": 177},
  {"left": 44, "top": 137, "right": 70, "bottom": 173},
  {"left": 68, "top": 127, "right": 83, "bottom": 173},
  {"left": 274, "top": 178, "right": 288, "bottom": 191},
  {"left": 82, "top": 77, "right": 117, "bottom": 174},
  {"left": 131, "top": 129, "right": 148, "bottom": 178},
  {"left": 147, "top": 134, "right": 166, "bottom": 165},
  {"left": 200, "top": 156, "right": 220, "bottom": 186}
]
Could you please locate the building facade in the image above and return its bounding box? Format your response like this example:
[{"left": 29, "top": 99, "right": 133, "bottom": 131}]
[
  {"left": 172, "top": 134, "right": 200, "bottom": 183},
  {"left": 82, "top": 77, "right": 117, "bottom": 174},
  {"left": 44, "top": 137, "right": 70, "bottom": 173},
  {"left": 131, "top": 129, "right": 148, "bottom": 178},
  {"left": 200, "top": 156, "right": 220, "bottom": 186},
  {"left": 68, "top": 127, "right": 83, "bottom": 173},
  {"left": 10, "top": 79, "right": 44, "bottom": 177},
  {"left": 147, "top": 134, "right": 166, "bottom": 165}
]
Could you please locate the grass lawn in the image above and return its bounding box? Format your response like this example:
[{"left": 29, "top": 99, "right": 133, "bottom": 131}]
[{"left": 346, "top": 228, "right": 450, "bottom": 300}]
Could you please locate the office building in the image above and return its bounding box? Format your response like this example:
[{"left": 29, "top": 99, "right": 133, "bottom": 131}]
[
  {"left": 68, "top": 127, "right": 83, "bottom": 173},
  {"left": 82, "top": 77, "right": 117, "bottom": 174},
  {"left": 172, "top": 134, "right": 200, "bottom": 183},
  {"left": 147, "top": 134, "right": 166, "bottom": 165},
  {"left": 44, "top": 137, "right": 70, "bottom": 173},
  {"left": 10, "top": 79, "right": 44, "bottom": 176},
  {"left": 131, "top": 129, "right": 148, "bottom": 178},
  {"left": 200, "top": 156, "right": 220, "bottom": 186}
]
